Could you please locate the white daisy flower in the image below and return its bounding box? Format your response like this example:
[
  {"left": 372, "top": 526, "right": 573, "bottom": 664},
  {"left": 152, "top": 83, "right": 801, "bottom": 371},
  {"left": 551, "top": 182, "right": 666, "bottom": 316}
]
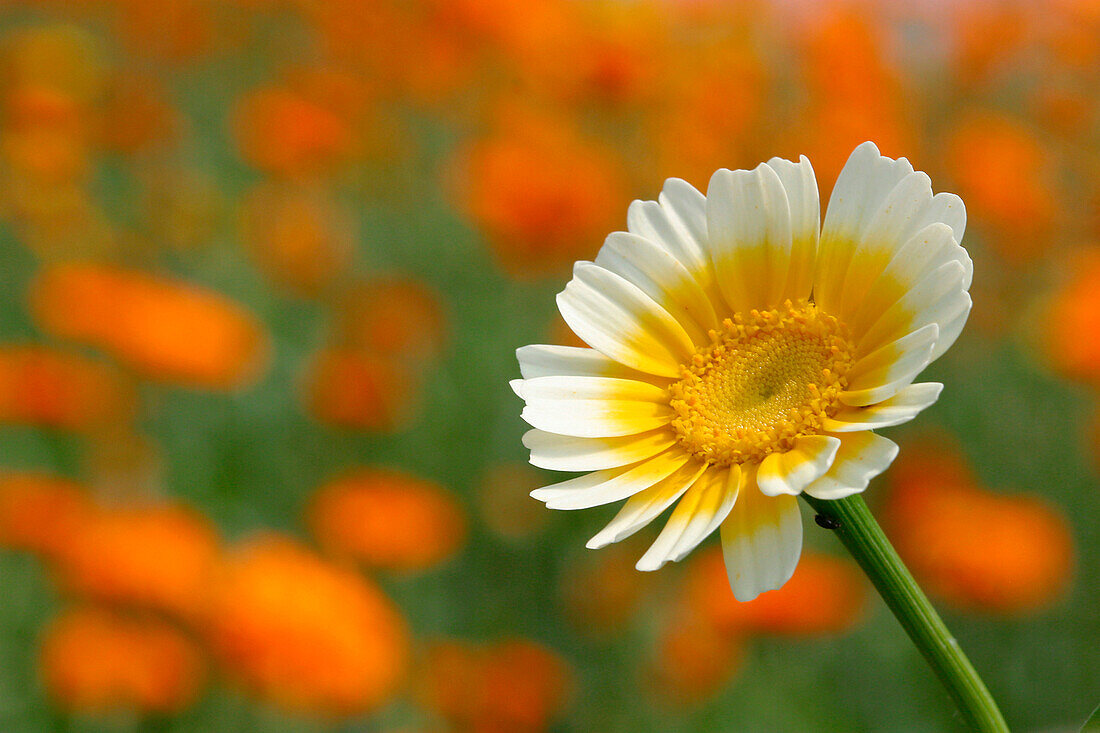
[{"left": 512, "top": 142, "right": 971, "bottom": 601}]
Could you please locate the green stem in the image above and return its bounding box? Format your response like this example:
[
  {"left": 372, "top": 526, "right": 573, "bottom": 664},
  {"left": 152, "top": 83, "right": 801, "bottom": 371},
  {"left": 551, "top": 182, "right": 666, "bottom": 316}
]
[{"left": 802, "top": 493, "right": 1007, "bottom": 732}]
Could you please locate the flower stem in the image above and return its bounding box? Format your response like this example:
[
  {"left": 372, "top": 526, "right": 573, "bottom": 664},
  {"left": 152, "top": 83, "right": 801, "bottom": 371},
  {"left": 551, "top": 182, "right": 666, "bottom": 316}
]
[{"left": 801, "top": 493, "right": 1007, "bottom": 732}]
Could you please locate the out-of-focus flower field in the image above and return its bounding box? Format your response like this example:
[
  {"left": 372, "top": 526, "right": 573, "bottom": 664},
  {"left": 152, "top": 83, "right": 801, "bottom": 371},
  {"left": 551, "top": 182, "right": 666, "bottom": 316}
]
[{"left": 0, "top": 1, "right": 1097, "bottom": 731}]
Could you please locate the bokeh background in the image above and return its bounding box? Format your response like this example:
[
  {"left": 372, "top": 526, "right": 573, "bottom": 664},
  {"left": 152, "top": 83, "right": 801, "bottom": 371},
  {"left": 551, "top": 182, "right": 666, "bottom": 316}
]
[{"left": 0, "top": 0, "right": 1097, "bottom": 731}]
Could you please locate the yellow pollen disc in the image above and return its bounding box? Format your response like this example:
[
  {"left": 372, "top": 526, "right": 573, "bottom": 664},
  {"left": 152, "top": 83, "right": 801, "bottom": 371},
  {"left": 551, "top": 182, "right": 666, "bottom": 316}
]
[{"left": 668, "top": 299, "right": 856, "bottom": 466}]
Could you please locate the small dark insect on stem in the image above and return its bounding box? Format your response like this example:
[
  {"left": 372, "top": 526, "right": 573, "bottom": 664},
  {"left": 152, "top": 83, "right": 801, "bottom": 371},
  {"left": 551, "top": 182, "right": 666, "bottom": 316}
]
[{"left": 814, "top": 514, "right": 842, "bottom": 530}]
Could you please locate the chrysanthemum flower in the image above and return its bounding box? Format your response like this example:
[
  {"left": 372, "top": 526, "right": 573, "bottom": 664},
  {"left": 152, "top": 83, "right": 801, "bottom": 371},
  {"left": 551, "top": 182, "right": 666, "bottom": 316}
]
[
  {"left": 417, "top": 637, "right": 572, "bottom": 731},
  {"left": 206, "top": 536, "right": 409, "bottom": 717},
  {"left": 54, "top": 502, "right": 220, "bottom": 623},
  {"left": 40, "top": 606, "right": 205, "bottom": 715},
  {"left": 513, "top": 142, "right": 971, "bottom": 600},
  {"left": 884, "top": 441, "right": 1073, "bottom": 615},
  {"left": 308, "top": 468, "right": 467, "bottom": 572}
]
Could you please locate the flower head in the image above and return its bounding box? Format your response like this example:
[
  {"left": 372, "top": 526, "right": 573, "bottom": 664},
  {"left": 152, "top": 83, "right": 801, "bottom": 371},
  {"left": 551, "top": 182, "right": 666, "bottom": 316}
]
[
  {"left": 883, "top": 440, "right": 1073, "bottom": 615},
  {"left": 513, "top": 142, "right": 971, "bottom": 600},
  {"left": 39, "top": 606, "right": 205, "bottom": 715},
  {"left": 205, "top": 535, "right": 409, "bottom": 717},
  {"left": 308, "top": 468, "right": 467, "bottom": 572},
  {"left": 53, "top": 502, "right": 221, "bottom": 623},
  {"left": 416, "top": 637, "right": 573, "bottom": 731}
]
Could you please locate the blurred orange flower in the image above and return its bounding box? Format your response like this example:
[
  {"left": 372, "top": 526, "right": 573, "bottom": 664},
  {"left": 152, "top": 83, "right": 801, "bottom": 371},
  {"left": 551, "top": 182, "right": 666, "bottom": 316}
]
[
  {"left": 0, "top": 25, "right": 105, "bottom": 104},
  {"left": 111, "top": 0, "right": 216, "bottom": 62},
  {"left": 648, "top": 545, "right": 865, "bottom": 704},
  {"left": 2, "top": 83, "right": 86, "bottom": 136},
  {"left": 793, "top": 102, "right": 917, "bottom": 203},
  {"left": 0, "top": 473, "right": 90, "bottom": 558},
  {"left": 334, "top": 278, "right": 448, "bottom": 362},
  {"left": 239, "top": 183, "right": 355, "bottom": 295},
  {"left": 97, "top": 73, "right": 179, "bottom": 153},
  {"left": 1, "top": 84, "right": 91, "bottom": 185},
  {"left": 949, "top": 2, "right": 1029, "bottom": 87},
  {"left": 40, "top": 606, "right": 204, "bottom": 715},
  {"left": 399, "top": 30, "right": 479, "bottom": 110},
  {"left": 206, "top": 535, "right": 409, "bottom": 717},
  {"left": 54, "top": 503, "right": 221, "bottom": 623},
  {"left": 427, "top": 0, "right": 576, "bottom": 58},
  {"left": 682, "top": 546, "right": 867, "bottom": 637},
  {"left": 884, "top": 441, "right": 1074, "bottom": 615},
  {"left": 0, "top": 346, "right": 133, "bottom": 429},
  {"left": 232, "top": 85, "right": 355, "bottom": 178},
  {"left": 559, "top": 540, "right": 653, "bottom": 636},
  {"left": 308, "top": 468, "right": 466, "bottom": 572},
  {"left": 2, "top": 134, "right": 88, "bottom": 192},
  {"left": 503, "top": 0, "right": 666, "bottom": 109},
  {"left": 481, "top": 639, "right": 573, "bottom": 731},
  {"left": 687, "top": 546, "right": 867, "bottom": 637},
  {"left": 1, "top": 182, "right": 117, "bottom": 260},
  {"left": 1039, "top": 249, "right": 1100, "bottom": 385},
  {"left": 648, "top": 608, "right": 743, "bottom": 705},
  {"left": 418, "top": 637, "right": 572, "bottom": 732},
  {"left": 0, "top": 25, "right": 101, "bottom": 187},
  {"left": 647, "top": 43, "right": 767, "bottom": 189},
  {"left": 280, "top": 65, "right": 374, "bottom": 125},
  {"left": 1037, "top": 0, "right": 1100, "bottom": 71},
  {"left": 791, "top": 5, "right": 916, "bottom": 196},
  {"left": 1030, "top": 83, "right": 1096, "bottom": 141},
  {"left": 32, "top": 263, "right": 268, "bottom": 389},
  {"left": 302, "top": 0, "right": 431, "bottom": 102},
  {"left": 944, "top": 111, "right": 1058, "bottom": 262},
  {"left": 303, "top": 347, "right": 417, "bottom": 430},
  {"left": 448, "top": 108, "right": 629, "bottom": 277},
  {"left": 415, "top": 640, "right": 481, "bottom": 726}
]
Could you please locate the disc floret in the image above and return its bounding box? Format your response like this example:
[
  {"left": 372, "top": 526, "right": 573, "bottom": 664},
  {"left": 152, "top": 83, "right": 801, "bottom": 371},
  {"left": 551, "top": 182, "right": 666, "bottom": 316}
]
[{"left": 668, "top": 299, "right": 856, "bottom": 466}]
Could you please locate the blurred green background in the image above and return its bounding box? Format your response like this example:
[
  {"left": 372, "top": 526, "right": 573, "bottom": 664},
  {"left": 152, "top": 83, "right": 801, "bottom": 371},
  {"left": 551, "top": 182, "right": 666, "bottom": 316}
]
[{"left": 0, "top": 1, "right": 1098, "bottom": 731}]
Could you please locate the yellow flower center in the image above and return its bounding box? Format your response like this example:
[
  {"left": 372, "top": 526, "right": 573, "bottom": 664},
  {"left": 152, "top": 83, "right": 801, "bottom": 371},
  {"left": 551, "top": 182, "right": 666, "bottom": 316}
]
[{"left": 668, "top": 299, "right": 855, "bottom": 466}]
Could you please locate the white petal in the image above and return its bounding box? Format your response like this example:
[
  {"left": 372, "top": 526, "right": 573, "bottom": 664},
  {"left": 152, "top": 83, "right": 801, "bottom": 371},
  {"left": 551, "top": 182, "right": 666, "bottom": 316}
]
[
  {"left": 928, "top": 296, "right": 972, "bottom": 362},
  {"left": 766, "top": 155, "right": 819, "bottom": 301},
  {"left": 595, "top": 231, "right": 719, "bottom": 342},
  {"left": 557, "top": 262, "right": 695, "bottom": 378},
  {"left": 531, "top": 448, "right": 690, "bottom": 510},
  {"left": 523, "top": 428, "right": 677, "bottom": 472},
  {"left": 515, "top": 375, "right": 668, "bottom": 403},
  {"left": 664, "top": 462, "right": 743, "bottom": 559},
  {"left": 823, "top": 383, "right": 942, "bottom": 432},
  {"left": 707, "top": 162, "right": 794, "bottom": 311},
  {"left": 635, "top": 464, "right": 738, "bottom": 570},
  {"left": 803, "top": 432, "right": 899, "bottom": 500},
  {"left": 515, "top": 376, "right": 675, "bottom": 438},
  {"left": 859, "top": 171, "right": 933, "bottom": 248},
  {"left": 857, "top": 260, "right": 967, "bottom": 355},
  {"left": 815, "top": 142, "right": 915, "bottom": 315},
  {"left": 912, "top": 191, "right": 967, "bottom": 249},
  {"left": 720, "top": 476, "right": 803, "bottom": 602},
  {"left": 679, "top": 464, "right": 743, "bottom": 560},
  {"left": 846, "top": 223, "right": 967, "bottom": 338},
  {"left": 835, "top": 171, "right": 934, "bottom": 320},
  {"left": 756, "top": 435, "right": 842, "bottom": 496},
  {"left": 520, "top": 398, "right": 673, "bottom": 438},
  {"left": 842, "top": 323, "right": 938, "bottom": 407},
  {"left": 586, "top": 460, "right": 708, "bottom": 548},
  {"left": 627, "top": 178, "right": 711, "bottom": 286},
  {"left": 517, "top": 345, "right": 662, "bottom": 381}
]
